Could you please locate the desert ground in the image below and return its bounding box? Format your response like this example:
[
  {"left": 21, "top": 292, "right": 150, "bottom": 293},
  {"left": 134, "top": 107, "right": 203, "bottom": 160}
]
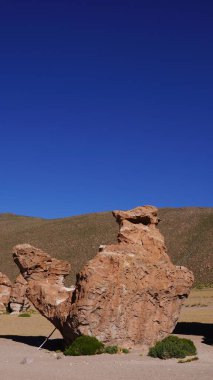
[{"left": 0, "top": 288, "right": 212, "bottom": 380}]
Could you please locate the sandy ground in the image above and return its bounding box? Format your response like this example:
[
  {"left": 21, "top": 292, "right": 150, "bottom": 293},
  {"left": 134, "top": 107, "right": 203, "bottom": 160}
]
[{"left": 0, "top": 289, "right": 212, "bottom": 380}]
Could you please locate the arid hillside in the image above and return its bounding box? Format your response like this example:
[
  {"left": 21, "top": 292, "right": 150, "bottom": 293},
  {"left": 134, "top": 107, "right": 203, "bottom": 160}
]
[{"left": 0, "top": 207, "right": 212, "bottom": 286}]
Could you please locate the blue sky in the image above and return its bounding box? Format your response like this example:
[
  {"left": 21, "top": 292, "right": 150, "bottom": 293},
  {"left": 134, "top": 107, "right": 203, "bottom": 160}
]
[{"left": 0, "top": 0, "right": 212, "bottom": 218}]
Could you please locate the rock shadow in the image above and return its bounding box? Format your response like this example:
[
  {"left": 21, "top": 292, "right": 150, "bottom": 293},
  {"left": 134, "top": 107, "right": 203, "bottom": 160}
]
[
  {"left": 0, "top": 335, "right": 64, "bottom": 351},
  {"left": 173, "top": 322, "right": 213, "bottom": 345}
]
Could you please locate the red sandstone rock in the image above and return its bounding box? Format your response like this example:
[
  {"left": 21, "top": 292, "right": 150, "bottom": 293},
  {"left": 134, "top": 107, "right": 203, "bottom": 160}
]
[
  {"left": 13, "top": 244, "right": 72, "bottom": 321},
  {"left": 0, "top": 272, "right": 12, "bottom": 313},
  {"left": 9, "top": 274, "right": 32, "bottom": 313},
  {"left": 12, "top": 206, "right": 194, "bottom": 347}
]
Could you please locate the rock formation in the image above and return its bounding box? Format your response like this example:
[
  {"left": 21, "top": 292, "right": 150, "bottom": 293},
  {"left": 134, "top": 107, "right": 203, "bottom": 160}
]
[
  {"left": 0, "top": 272, "right": 32, "bottom": 314},
  {"left": 0, "top": 272, "right": 12, "bottom": 313},
  {"left": 12, "top": 205, "right": 194, "bottom": 347},
  {"left": 9, "top": 274, "right": 32, "bottom": 313}
]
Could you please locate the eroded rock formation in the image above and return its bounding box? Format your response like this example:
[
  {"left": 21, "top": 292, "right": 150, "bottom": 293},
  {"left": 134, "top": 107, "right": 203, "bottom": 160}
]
[
  {"left": 9, "top": 274, "right": 32, "bottom": 313},
  {"left": 12, "top": 244, "right": 72, "bottom": 322},
  {"left": 12, "top": 206, "right": 194, "bottom": 347},
  {"left": 0, "top": 272, "right": 12, "bottom": 313}
]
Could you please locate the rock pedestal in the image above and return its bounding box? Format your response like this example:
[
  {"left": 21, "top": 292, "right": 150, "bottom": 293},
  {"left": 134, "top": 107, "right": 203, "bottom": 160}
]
[{"left": 12, "top": 206, "right": 194, "bottom": 347}]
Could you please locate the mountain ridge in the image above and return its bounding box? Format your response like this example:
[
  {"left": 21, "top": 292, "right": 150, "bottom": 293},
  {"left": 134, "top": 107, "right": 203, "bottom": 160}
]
[{"left": 0, "top": 207, "right": 212, "bottom": 286}]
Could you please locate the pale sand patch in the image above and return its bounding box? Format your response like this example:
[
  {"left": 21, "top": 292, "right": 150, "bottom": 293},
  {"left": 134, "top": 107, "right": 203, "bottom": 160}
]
[
  {"left": 0, "top": 313, "right": 61, "bottom": 338},
  {"left": 179, "top": 288, "right": 213, "bottom": 323},
  {"left": 0, "top": 289, "right": 212, "bottom": 380},
  {"left": 0, "top": 333, "right": 212, "bottom": 380}
]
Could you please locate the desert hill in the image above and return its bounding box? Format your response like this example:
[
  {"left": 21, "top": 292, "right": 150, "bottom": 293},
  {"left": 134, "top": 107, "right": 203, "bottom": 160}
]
[{"left": 0, "top": 207, "right": 212, "bottom": 286}]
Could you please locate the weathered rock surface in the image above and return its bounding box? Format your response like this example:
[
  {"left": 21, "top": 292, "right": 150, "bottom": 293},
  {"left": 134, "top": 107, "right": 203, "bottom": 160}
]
[
  {"left": 0, "top": 272, "right": 12, "bottom": 313},
  {"left": 12, "top": 206, "right": 194, "bottom": 347},
  {"left": 13, "top": 244, "right": 72, "bottom": 322},
  {"left": 9, "top": 274, "right": 32, "bottom": 313}
]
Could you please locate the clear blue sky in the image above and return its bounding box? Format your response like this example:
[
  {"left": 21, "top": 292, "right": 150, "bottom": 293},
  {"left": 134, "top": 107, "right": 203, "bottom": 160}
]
[{"left": 0, "top": 0, "right": 212, "bottom": 218}]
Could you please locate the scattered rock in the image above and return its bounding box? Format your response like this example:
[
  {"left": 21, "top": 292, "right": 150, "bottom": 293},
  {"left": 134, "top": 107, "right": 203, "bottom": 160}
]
[
  {"left": 52, "top": 352, "right": 63, "bottom": 360},
  {"left": 20, "top": 357, "right": 34, "bottom": 365},
  {"left": 12, "top": 205, "right": 194, "bottom": 348}
]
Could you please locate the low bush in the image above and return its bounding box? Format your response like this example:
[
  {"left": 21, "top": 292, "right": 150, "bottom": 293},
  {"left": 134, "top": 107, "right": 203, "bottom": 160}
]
[
  {"left": 104, "top": 345, "right": 119, "bottom": 354},
  {"left": 104, "top": 345, "right": 129, "bottom": 354},
  {"left": 64, "top": 335, "right": 130, "bottom": 356},
  {"left": 148, "top": 336, "right": 197, "bottom": 359},
  {"left": 121, "top": 348, "right": 129, "bottom": 354},
  {"left": 64, "top": 336, "right": 104, "bottom": 356}
]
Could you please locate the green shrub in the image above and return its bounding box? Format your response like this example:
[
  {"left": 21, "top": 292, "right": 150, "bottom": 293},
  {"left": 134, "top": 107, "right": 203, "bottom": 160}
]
[
  {"left": 148, "top": 336, "right": 197, "bottom": 359},
  {"left": 104, "top": 345, "right": 129, "bottom": 354},
  {"left": 104, "top": 345, "right": 119, "bottom": 354},
  {"left": 64, "top": 336, "right": 104, "bottom": 356},
  {"left": 18, "top": 313, "right": 31, "bottom": 317},
  {"left": 121, "top": 348, "right": 129, "bottom": 354}
]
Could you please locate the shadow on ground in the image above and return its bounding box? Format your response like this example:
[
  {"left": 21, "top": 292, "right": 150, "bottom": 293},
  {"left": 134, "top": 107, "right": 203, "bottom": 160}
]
[
  {"left": 1, "top": 322, "right": 213, "bottom": 349},
  {"left": 0, "top": 335, "right": 64, "bottom": 351},
  {"left": 173, "top": 322, "right": 213, "bottom": 345}
]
